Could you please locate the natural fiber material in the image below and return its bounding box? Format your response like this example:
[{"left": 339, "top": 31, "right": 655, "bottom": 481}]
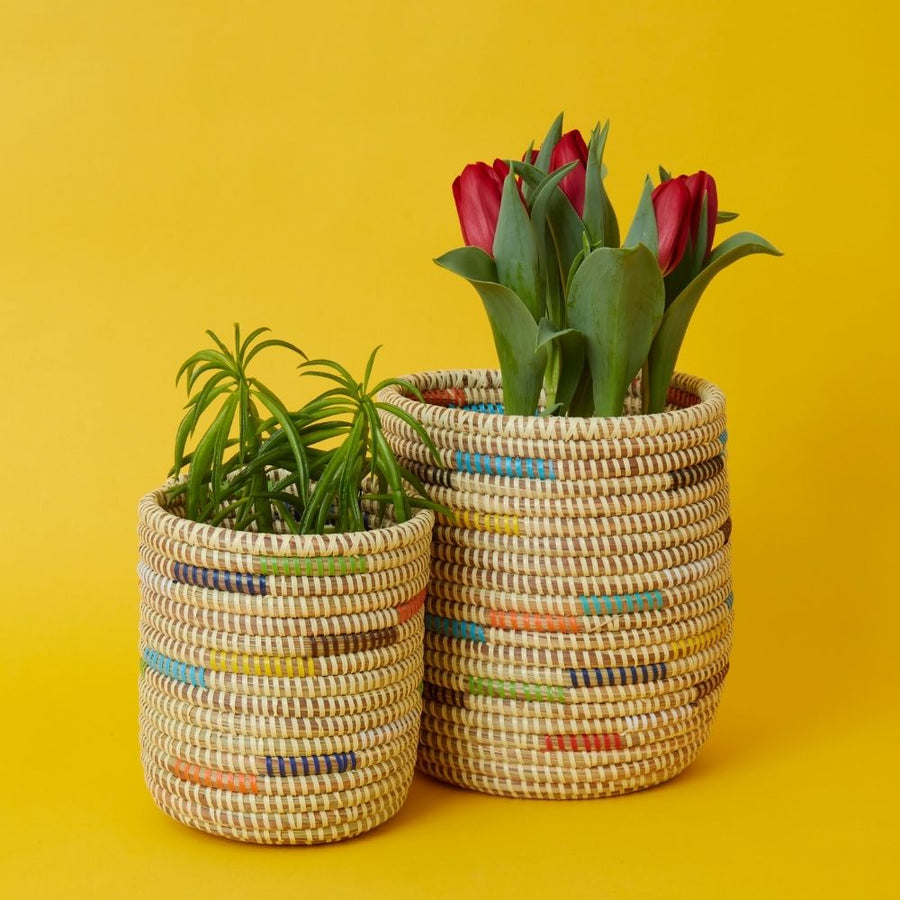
[
  {"left": 379, "top": 369, "right": 733, "bottom": 800},
  {"left": 137, "top": 485, "right": 432, "bottom": 843}
]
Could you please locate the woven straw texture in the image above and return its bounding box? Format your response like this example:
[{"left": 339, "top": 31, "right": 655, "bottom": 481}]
[
  {"left": 379, "top": 369, "right": 733, "bottom": 800},
  {"left": 137, "top": 485, "right": 433, "bottom": 843}
]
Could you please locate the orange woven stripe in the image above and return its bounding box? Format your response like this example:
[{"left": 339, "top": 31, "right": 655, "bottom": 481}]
[
  {"left": 396, "top": 589, "right": 426, "bottom": 623},
  {"left": 488, "top": 610, "right": 580, "bottom": 633},
  {"left": 171, "top": 759, "right": 258, "bottom": 794}
]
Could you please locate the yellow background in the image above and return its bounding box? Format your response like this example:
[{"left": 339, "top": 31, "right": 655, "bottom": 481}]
[{"left": 1, "top": 1, "right": 897, "bottom": 897}]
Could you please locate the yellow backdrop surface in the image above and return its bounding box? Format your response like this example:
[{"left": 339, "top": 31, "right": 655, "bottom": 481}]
[{"left": 1, "top": 2, "right": 897, "bottom": 897}]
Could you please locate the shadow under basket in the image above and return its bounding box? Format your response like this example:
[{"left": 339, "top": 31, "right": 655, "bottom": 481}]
[
  {"left": 378, "top": 369, "right": 733, "bottom": 800},
  {"left": 137, "top": 487, "right": 433, "bottom": 843}
]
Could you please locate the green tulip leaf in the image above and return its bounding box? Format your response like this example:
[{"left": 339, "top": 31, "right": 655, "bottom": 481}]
[
  {"left": 529, "top": 161, "right": 581, "bottom": 322},
  {"left": 437, "top": 263, "right": 547, "bottom": 415},
  {"left": 534, "top": 111, "right": 564, "bottom": 173},
  {"left": 510, "top": 159, "right": 553, "bottom": 199},
  {"left": 434, "top": 246, "right": 499, "bottom": 283},
  {"left": 583, "top": 121, "right": 619, "bottom": 248},
  {"left": 624, "top": 175, "right": 659, "bottom": 257},
  {"left": 493, "top": 173, "right": 541, "bottom": 319},
  {"left": 535, "top": 317, "right": 577, "bottom": 352},
  {"left": 554, "top": 330, "right": 587, "bottom": 413},
  {"left": 647, "top": 231, "right": 783, "bottom": 412},
  {"left": 567, "top": 244, "right": 665, "bottom": 417},
  {"left": 658, "top": 165, "right": 672, "bottom": 182},
  {"left": 547, "top": 190, "right": 587, "bottom": 302},
  {"left": 717, "top": 210, "right": 739, "bottom": 223}
]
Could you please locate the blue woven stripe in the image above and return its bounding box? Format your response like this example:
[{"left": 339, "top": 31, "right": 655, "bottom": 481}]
[
  {"left": 263, "top": 752, "right": 356, "bottom": 777},
  {"left": 568, "top": 662, "right": 669, "bottom": 686},
  {"left": 463, "top": 402, "right": 505, "bottom": 413},
  {"left": 172, "top": 561, "right": 267, "bottom": 596},
  {"left": 425, "top": 612, "right": 486, "bottom": 642},
  {"left": 454, "top": 450, "right": 556, "bottom": 480},
  {"left": 142, "top": 647, "right": 207, "bottom": 688},
  {"left": 579, "top": 591, "right": 665, "bottom": 615}
]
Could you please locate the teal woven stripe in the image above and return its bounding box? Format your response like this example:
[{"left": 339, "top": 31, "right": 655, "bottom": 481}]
[
  {"left": 579, "top": 591, "right": 665, "bottom": 615},
  {"left": 467, "top": 675, "right": 566, "bottom": 703},
  {"left": 259, "top": 555, "right": 368, "bottom": 576},
  {"left": 142, "top": 647, "right": 207, "bottom": 688},
  {"left": 425, "top": 612, "right": 486, "bottom": 643},
  {"left": 455, "top": 450, "right": 555, "bottom": 480},
  {"left": 726, "top": 592, "right": 734, "bottom": 609},
  {"left": 719, "top": 430, "right": 729, "bottom": 446}
]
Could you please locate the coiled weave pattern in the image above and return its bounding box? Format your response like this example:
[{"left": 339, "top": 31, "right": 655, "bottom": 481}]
[
  {"left": 137, "top": 486, "right": 432, "bottom": 842},
  {"left": 380, "top": 370, "right": 733, "bottom": 799}
]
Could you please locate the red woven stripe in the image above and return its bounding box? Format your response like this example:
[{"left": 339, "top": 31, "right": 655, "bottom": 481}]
[
  {"left": 396, "top": 589, "right": 426, "bottom": 623},
  {"left": 541, "top": 733, "right": 623, "bottom": 752},
  {"left": 422, "top": 388, "right": 468, "bottom": 408}
]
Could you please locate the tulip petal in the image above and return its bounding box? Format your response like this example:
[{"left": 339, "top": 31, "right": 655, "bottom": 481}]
[
  {"left": 651, "top": 178, "right": 691, "bottom": 275},
  {"left": 453, "top": 162, "right": 505, "bottom": 255},
  {"left": 551, "top": 130, "right": 588, "bottom": 216}
]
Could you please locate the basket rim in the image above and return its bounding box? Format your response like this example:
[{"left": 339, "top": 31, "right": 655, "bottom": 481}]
[
  {"left": 138, "top": 484, "right": 434, "bottom": 558},
  {"left": 379, "top": 369, "right": 726, "bottom": 441}
]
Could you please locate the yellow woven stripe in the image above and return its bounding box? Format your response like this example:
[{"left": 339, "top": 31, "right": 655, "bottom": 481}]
[
  {"left": 669, "top": 620, "right": 729, "bottom": 660},
  {"left": 459, "top": 510, "right": 520, "bottom": 535},
  {"left": 205, "top": 648, "right": 314, "bottom": 677}
]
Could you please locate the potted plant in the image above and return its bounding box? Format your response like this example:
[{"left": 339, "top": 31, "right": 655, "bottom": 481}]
[
  {"left": 138, "top": 326, "right": 442, "bottom": 843},
  {"left": 378, "top": 114, "right": 780, "bottom": 799}
]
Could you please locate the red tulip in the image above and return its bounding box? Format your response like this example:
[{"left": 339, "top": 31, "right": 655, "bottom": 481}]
[
  {"left": 652, "top": 177, "right": 692, "bottom": 275},
  {"left": 684, "top": 171, "right": 717, "bottom": 263},
  {"left": 549, "top": 130, "right": 589, "bottom": 216},
  {"left": 452, "top": 159, "right": 511, "bottom": 255}
]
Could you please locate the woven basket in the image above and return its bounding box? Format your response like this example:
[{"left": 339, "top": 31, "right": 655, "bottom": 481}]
[
  {"left": 137, "top": 486, "right": 433, "bottom": 843},
  {"left": 378, "top": 369, "right": 733, "bottom": 800}
]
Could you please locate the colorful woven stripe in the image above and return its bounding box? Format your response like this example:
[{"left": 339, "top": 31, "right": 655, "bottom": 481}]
[
  {"left": 422, "top": 387, "right": 468, "bottom": 407},
  {"left": 425, "top": 613, "right": 486, "bottom": 642},
  {"left": 669, "top": 620, "right": 730, "bottom": 660},
  {"left": 172, "top": 561, "right": 267, "bottom": 595},
  {"left": 726, "top": 591, "right": 734, "bottom": 609},
  {"left": 666, "top": 386, "right": 700, "bottom": 407},
  {"left": 719, "top": 430, "right": 728, "bottom": 446},
  {"left": 467, "top": 676, "right": 567, "bottom": 703},
  {"left": 580, "top": 591, "right": 665, "bottom": 615},
  {"left": 207, "top": 648, "right": 315, "bottom": 677},
  {"left": 396, "top": 588, "right": 426, "bottom": 623},
  {"left": 265, "top": 752, "right": 357, "bottom": 776},
  {"left": 488, "top": 609, "right": 580, "bottom": 633},
  {"left": 143, "top": 647, "right": 207, "bottom": 688},
  {"left": 454, "top": 510, "right": 520, "bottom": 535},
  {"left": 454, "top": 449, "right": 556, "bottom": 480},
  {"left": 568, "top": 662, "right": 668, "bottom": 687},
  {"left": 171, "top": 759, "right": 258, "bottom": 793},
  {"left": 258, "top": 555, "right": 368, "bottom": 576},
  {"left": 463, "top": 402, "right": 505, "bottom": 413},
  {"left": 544, "top": 733, "right": 623, "bottom": 752}
]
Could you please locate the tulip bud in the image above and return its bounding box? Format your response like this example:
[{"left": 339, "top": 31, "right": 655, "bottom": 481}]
[
  {"left": 651, "top": 177, "right": 692, "bottom": 275},
  {"left": 549, "top": 130, "right": 589, "bottom": 216},
  {"left": 452, "top": 160, "right": 510, "bottom": 256}
]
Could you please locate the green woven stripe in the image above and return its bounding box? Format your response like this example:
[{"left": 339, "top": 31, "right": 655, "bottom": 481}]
[
  {"left": 258, "top": 555, "right": 368, "bottom": 576},
  {"left": 467, "top": 675, "right": 566, "bottom": 704}
]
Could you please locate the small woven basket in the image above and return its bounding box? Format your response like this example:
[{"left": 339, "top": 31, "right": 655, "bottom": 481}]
[
  {"left": 379, "top": 369, "right": 733, "bottom": 800},
  {"left": 137, "top": 486, "right": 433, "bottom": 843}
]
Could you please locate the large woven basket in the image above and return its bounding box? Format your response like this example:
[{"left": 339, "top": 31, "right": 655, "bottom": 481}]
[
  {"left": 379, "top": 369, "right": 733, "bottom": 800},
  {"left": 137, "top": 486, "right": 433, "bottom": 843}
]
